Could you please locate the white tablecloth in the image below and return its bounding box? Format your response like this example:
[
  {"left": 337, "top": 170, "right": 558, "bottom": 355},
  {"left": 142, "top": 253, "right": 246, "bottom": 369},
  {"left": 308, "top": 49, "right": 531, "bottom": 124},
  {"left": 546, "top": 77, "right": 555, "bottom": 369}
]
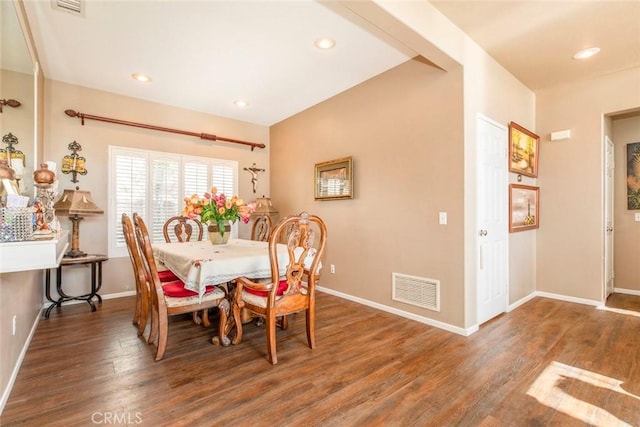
[{"left": 152, "top": 239, "right": 291, "bottom": 300}]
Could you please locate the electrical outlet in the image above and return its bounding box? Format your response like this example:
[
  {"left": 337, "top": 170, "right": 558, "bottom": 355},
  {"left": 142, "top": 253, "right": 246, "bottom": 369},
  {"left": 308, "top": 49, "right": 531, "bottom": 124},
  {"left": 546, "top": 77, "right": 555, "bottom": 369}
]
[
  {"left": 12, "top": 315, "right": 16, "bottom": 336},
  {"left": 330, "top": 264, "right": 335, "bottom": 274}
]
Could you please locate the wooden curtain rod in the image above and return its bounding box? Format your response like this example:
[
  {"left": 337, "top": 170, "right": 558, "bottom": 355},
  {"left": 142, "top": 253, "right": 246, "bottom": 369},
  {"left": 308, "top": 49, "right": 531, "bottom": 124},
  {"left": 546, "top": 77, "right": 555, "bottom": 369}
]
[{"left": 64, "top": 109, "right": 265, "bottom": 151}]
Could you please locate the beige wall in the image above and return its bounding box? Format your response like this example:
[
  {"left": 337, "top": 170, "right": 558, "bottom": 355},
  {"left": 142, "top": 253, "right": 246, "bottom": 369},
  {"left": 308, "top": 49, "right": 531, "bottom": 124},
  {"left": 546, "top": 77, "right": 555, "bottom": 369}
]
[
  {"left": 43, "top": 80, "right": 270, "bottom": 298},
  {"left": 0, "top": 270, "right": 42, "bottom": 411},
  {"left": 334, "top": 0, "right": 537, "bottom": 326},
  {"left": 536, "top": 68, "right": 640, "bottom": 302},
  {"left": 271, "top": 58, "right": 466, "bottom": 327},
  {"left": 613, "top": 115, "right": 640, "bottom": 291}
]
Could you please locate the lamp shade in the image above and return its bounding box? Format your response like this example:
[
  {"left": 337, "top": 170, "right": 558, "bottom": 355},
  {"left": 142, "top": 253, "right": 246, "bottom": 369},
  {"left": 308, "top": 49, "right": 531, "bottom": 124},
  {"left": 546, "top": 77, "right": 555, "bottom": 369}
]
[
  {"left": 53, "top": 189, "right": 103, "bottom": 258},
  {"left": 53, "top": 189, "right": 103, "bottom": 215}
]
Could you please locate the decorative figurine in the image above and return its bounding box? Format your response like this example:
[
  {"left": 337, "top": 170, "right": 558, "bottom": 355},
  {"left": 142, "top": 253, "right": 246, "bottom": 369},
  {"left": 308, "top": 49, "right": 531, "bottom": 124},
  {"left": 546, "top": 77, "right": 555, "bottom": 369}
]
[{"left": 244, "top": 163, "right": 265, "bottom": 194}]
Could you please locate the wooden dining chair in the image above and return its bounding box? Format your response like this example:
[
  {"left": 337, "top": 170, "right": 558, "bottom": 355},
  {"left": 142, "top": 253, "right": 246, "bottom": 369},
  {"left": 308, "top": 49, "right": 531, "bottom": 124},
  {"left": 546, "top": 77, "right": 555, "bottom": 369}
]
[
  {"left": 232, "top": 212, "right": 327, "bottom": 364},
  {"left": 163, "top": 215, "right": 203, "bottom": 243},
  {"left": 250, "top": 214, "right": 272, "bottom": 242},
  {"left": 122, "top": 213, "right": 178, "bottom": 337},
  {"left": 161, "top": 215, "right": 211, "bottom": 326},
  {"left": 134, "top": 213, "right": 231, "bottom": 361}
]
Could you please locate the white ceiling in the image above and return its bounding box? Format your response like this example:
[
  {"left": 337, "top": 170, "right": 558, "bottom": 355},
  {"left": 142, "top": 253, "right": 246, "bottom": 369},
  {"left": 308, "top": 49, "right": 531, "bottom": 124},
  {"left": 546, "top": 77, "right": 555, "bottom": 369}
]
[
  {"left": 19, "top": 1, "right": 640, "bottom": 126},
  {"left": 22, "top": 0, "right": 415, "bottom": 126},
  {"left": 430, "top": 0, "right": 640, "bottom": 92}
]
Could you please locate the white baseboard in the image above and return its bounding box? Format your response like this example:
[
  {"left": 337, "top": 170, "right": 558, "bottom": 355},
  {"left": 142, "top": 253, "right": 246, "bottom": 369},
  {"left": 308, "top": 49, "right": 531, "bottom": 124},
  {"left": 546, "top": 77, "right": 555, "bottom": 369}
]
[
  {"left": 613, "top": 287, "right": 640, "bottom": 296},
  {"left": 535, "top": 291, "right": 603, "bottom": 308},
  {"left": 317, "top": 286, "right": 476, "bottom": 336},
  {"left": 102, "top": 290, "right": 136, "bottom": 300},
  {"left": 0, "top": 308, "right": 42, "bottom": 415},
  {"left": 508, "top": 292, "right": 537, "bottom": 312}
]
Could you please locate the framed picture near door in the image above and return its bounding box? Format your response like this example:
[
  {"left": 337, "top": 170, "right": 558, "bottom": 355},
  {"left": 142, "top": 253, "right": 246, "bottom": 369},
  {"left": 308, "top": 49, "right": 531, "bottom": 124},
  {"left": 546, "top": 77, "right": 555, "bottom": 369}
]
[
  {"left": 627, "top": 142, "right": 640, "bottom": 210},
  {"left": 509, "top": 121, "right": 539, "bottom": 178},
  {"left": 509, "top": 184, "right": 539, "bottom": 232}
]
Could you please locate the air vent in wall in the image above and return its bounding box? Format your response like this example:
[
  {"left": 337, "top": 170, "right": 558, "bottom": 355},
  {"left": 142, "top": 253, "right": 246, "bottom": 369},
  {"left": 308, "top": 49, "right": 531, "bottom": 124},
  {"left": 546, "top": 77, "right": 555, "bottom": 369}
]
[
  {"left": 392, "top": 272, "right": 440, "bottom": 312},
  {"left": 52, "top": 0, "right": 83, "bottom": 16}
]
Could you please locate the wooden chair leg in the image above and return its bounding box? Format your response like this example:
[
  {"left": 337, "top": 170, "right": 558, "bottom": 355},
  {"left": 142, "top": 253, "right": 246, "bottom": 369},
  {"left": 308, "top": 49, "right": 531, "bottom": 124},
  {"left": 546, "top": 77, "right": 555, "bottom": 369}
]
[
  {"left": 279, "top": 315, "right": 289, "bottom": 330},
  {"left": 201, "top": 309, "right": 211, "bottom": 328},
  {"left": 191, "top": 310, "right": 210, "bottom": 327},
  {"left": 266, "top": 315, "right": 278, "bottom": 365},
  {"left": 191, "top": 311, "right": 201, "bottom": 325},
  {"left": 155, "top": 315, "right": 169, "bottom": 361},
  {"left": 306, "top": 308, "right": 315, "bottom": 349},
  {"left": 148, "top": 306, "right": 159, "bottom": 345},
  {"left": 133, "top": 292, "right": 141, "bottom": 326},
  {"left": 136, "top": 295, "right": 148, "bottom": 337},
  {"left": 137, "top": 316, "right": 147, "bottom": 338}
]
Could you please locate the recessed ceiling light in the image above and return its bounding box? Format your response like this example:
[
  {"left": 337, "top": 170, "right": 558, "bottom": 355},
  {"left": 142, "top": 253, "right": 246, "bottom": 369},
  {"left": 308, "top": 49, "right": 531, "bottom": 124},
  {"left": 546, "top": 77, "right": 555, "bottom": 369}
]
[
  {"left": 315, "top": 38, "right": 335, "bottom": 50},
  {"left": 234, "top": 100, "right": 248, "bottom": 108},
  {"left": 573, "top": 47, "right": 600, "bottom": 60},
  {"left": 132, "top": 73, "right": 152, "bottom": 82}
]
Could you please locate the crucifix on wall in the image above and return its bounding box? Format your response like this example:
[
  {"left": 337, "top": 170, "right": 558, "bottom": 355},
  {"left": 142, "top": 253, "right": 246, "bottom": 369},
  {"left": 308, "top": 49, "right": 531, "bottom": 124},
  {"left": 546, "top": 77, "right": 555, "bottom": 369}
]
[{"left": 244, "top": 163, "right": 265, "bottom": 194}]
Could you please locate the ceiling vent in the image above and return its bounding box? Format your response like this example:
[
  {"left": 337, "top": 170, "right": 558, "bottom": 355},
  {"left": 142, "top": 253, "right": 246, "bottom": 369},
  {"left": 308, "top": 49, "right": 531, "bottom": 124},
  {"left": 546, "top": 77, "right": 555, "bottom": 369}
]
[
  {"left": 392, "top": 273, "right": 440, "bottom": 312},
  {"left": 52, "top": 0, "right": 84, "bottom": 17}
]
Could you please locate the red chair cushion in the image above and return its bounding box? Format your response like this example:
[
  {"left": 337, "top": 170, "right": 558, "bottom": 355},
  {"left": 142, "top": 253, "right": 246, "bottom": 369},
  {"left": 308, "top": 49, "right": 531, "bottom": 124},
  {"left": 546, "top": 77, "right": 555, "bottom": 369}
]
[
  {"left": 162, "top": 280, "right": 215, "bottom": 298},
  {"left": 244, "top": 279, "right": 288, "bottom": 297},
  {"left": 158, "top": 269, "right": 178, "bottom": 282}
]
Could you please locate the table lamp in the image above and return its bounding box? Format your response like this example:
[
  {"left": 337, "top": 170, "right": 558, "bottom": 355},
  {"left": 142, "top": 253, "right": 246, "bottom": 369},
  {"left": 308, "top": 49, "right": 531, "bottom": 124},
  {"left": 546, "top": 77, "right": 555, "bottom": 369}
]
[{"left": 53, "top": 189, "right": 103, "bottom": 258}]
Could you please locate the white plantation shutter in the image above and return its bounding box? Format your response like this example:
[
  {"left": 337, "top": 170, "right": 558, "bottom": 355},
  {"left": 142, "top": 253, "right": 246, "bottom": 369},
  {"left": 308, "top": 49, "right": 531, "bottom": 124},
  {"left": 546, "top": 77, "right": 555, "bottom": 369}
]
[
  {"left": 151, "top": 158, "right": 180, "bottom": 242},
  {"left": 108, "top": 147, "right": 238, "bottom": 257},
  {"left": 184, "top": 161, "right": 209, "bottom": 197},
  {"left": 113, "top": 152, "right": 147, "bottom": 249},
  {"left": 212, "top": 163, "right": 234, "bottom": 197}
]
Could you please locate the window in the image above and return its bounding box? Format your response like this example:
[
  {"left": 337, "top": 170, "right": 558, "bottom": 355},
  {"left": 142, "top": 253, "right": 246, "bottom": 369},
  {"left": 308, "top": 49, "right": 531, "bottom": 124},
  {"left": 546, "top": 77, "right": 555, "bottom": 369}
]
[{"left": 108, "top": 146, "right": 238, "bottom": 257}]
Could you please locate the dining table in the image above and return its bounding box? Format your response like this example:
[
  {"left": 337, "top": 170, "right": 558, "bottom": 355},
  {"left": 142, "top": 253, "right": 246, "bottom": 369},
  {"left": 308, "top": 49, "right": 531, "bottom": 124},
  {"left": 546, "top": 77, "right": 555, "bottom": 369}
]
[{"left": 152, "top": 238, "right": 290, "bottom": 301}]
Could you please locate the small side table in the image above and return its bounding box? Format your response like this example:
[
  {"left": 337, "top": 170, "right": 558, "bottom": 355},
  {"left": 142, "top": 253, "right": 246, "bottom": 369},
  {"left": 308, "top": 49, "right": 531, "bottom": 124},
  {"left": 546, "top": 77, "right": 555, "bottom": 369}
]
[{"left": 45, "top": 254, "right": 108, "bottom": 319}]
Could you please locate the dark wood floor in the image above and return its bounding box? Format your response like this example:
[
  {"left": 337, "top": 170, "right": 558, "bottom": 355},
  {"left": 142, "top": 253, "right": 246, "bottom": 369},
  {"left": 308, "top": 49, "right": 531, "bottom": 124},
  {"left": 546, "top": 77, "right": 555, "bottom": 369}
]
[{"left": 2, "top": 292, "right": 639, "bottom": 426}]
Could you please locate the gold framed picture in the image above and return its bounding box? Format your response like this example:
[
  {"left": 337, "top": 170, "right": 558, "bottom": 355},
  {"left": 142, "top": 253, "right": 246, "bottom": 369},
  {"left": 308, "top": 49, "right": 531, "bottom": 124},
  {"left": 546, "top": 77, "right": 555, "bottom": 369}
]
[
  {"left": 314, "top": 157, "right": 353, "bottom": 200},
  {"left": 509, "top": 184, "right": 539, "bottom": 232},
  {"left": 509, "top": 121, "right": 539, "bottom": 178},
  {"left": 627, "top": 142, "right": 640, "bottom": 210}
]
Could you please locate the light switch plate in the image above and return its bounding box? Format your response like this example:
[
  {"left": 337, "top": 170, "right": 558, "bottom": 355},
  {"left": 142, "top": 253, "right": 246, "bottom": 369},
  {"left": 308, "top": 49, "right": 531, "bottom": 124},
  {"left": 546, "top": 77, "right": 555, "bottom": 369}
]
[
  {"left": 439, "top": 212, "right": 447, "bottom": 225},
  {"left": 635, "top": 213, "right": 640, "bottom": 222}
]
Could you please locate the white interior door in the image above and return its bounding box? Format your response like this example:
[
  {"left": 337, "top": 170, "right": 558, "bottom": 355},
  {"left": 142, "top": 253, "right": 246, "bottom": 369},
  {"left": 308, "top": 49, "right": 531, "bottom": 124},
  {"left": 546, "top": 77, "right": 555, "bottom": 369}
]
[
  {"left": 604, "top": 136, "right": 615, "bottom": 299},
  {"left": 477, "top": 115, "right": 509, "bottom": 324}
]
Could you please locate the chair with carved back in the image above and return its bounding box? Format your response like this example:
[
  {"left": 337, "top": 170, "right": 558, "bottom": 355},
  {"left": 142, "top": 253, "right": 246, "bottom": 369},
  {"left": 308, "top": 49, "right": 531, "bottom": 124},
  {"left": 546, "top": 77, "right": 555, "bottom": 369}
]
[
  {"left": 162, "top": 215, "right": 210, "bottom": 326},
  {"left": 250, "top": 214, "right": 272, "bottom": 242},
  {"left": 277, "top": 220, "right": 298, "bottom": 244},
  {"left": 163, "top": 215, "right": 203, "bottom": 243},
  {"left": 122, "top": 213, "right": 178, "bottom": 337},
  {"left": 134, "top": 213, "right": 230, "bottom": 361},
  {"left": 232, "top": 212, "right": 327, "bottom": 364}
]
